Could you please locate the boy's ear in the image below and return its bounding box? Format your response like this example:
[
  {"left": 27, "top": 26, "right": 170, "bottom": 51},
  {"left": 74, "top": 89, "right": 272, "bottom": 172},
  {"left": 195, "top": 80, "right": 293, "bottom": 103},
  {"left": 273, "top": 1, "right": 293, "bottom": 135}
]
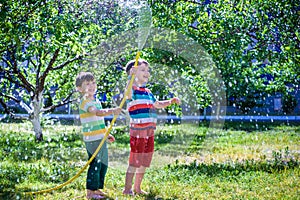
[
  {"left": 130, "top": 67, "right": 137, "bottom": 75},
  {"left": 76, "top": 87, "right": 82, "bottom": 92}
]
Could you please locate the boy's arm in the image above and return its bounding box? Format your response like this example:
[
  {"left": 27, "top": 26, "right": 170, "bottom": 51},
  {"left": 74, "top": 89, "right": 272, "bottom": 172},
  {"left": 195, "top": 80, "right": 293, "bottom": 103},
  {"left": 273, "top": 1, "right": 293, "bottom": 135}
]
[
  {"left": 88, "top": 106, "right": 122, "bottom": 117},
  {"left": 153, "top": 97, "right": 181, "bottom": 109},
  {"left": 125, "top": 79, "right": 133, "bottom": 100},
  {"left": 125, "top": 68, "right": 137, "bottom": 100}
]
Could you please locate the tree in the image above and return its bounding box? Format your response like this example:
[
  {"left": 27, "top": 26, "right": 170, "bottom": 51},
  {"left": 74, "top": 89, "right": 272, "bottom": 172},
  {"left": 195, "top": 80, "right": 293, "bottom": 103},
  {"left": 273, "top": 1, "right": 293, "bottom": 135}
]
[
  {"left": 0, "top": 0, "right": 133, "bottom": 141},
  {"left": 149, "top": 0, "right": 300, "bottom": 113}
]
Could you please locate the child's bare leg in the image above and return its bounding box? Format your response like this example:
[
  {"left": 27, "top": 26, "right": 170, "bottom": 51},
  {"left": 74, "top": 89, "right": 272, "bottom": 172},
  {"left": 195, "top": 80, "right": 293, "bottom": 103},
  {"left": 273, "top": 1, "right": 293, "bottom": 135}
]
[
  {"left": 86, "top": 189, "right": 93, "bottom": 195},
  {"left": 134, "top": 166, "right": 148, "bottom": 194},
  {"left": 123, "top": 165, "right": 136, "bottom": 195}
]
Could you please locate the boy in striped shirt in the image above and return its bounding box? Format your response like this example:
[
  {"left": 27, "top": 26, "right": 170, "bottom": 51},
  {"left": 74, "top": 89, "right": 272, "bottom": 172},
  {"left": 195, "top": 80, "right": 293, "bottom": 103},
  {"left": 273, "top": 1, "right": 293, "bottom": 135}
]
[
  {"left": 76, "top": 72, "right": 121, "bottom": 199},
  {"left": 123, "top": 59, "right": 181, "bottom": 195}
]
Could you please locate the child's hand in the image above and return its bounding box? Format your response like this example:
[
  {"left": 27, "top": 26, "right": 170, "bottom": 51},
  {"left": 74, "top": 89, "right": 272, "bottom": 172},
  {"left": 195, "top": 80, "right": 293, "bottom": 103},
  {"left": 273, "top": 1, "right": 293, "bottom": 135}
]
[
  {"left": 171, "top": 97, "right": 181, "bottom": 105},
  {"left": 107, "top": 134, "right": 115, "bottom": 143},
  {"left": 112, "top": 107, "right": 122, "bottom": 115}
]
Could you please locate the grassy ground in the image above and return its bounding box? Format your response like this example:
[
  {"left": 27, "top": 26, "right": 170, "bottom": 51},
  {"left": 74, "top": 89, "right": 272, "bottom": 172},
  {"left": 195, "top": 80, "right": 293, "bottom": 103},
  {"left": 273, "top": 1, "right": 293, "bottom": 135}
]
[{"left": 0, "top": 121, "right": 299, "bottom": 200}]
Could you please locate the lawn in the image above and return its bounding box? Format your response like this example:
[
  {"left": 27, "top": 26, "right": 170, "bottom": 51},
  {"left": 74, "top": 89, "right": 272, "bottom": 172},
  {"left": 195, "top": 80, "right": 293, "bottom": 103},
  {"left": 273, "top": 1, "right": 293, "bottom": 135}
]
[{"left": 0, "top": 121, "right": 299, "bottom": 200}]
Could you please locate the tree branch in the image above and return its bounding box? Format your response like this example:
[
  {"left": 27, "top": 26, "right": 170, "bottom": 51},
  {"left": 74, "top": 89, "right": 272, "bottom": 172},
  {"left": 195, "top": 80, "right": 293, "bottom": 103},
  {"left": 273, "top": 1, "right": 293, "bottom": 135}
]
[
  {"left": 0, "top": 61, "right": 32, "bottom": 92},
  {"left": 38, "top": 48, "right": 60, "bottom": 95},
  {"left": 0, "top": 98, "right": 12, "bottom": 115},
  {"left": 41, "top": 91, "right": 76, "bottom": 113},
  {"left": 8, "top": 49, "right": 34, "bottom": 93},
  {"left": 52, "top": 54, "right": 85, "bottom": 70},
  {"left": 0, "top": 92, "right": 21, "bottom": 103},
  {"left": 36, "top": 51, "right": 42, "bottom": 93},
  {"left": 29, "top": 57, "right": 37, "bottom": 68},
  {"left": 0, "top": 94, "right": 29, "bottom": 120}
]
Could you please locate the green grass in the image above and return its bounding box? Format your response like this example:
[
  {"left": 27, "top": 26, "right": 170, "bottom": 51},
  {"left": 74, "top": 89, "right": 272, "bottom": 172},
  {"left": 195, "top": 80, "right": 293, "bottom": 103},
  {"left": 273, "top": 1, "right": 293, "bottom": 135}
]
[{"left": 0, "top": 121, "right": 299, "bottom": 200}]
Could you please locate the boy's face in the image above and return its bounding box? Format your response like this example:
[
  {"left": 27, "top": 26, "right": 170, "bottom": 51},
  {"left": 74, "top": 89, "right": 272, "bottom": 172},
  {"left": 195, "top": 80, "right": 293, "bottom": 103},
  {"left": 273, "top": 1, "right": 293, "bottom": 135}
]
[
  {"left": 134, "top": 63, "right": 150, "bottom": 85},
  {"left": 77, "top": 79, "right": 97, "bottom": 97}
]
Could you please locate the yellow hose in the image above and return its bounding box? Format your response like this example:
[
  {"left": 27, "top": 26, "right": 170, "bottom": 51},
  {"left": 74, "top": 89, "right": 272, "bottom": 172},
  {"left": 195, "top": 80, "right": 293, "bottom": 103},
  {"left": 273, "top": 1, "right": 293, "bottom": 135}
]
[{"left": 24, "top": 51, "right": 141, "bottom": 196}]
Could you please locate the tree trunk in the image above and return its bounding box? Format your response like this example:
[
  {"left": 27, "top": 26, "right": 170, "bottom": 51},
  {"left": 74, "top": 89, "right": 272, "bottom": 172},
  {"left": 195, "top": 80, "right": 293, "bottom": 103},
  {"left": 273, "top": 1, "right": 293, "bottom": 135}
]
[
  {"left": 31, "top": 93, "right": 44, "bottom": 142},
  {"left": 32, "top": 114, "right": 43, "bottom": 142}
]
